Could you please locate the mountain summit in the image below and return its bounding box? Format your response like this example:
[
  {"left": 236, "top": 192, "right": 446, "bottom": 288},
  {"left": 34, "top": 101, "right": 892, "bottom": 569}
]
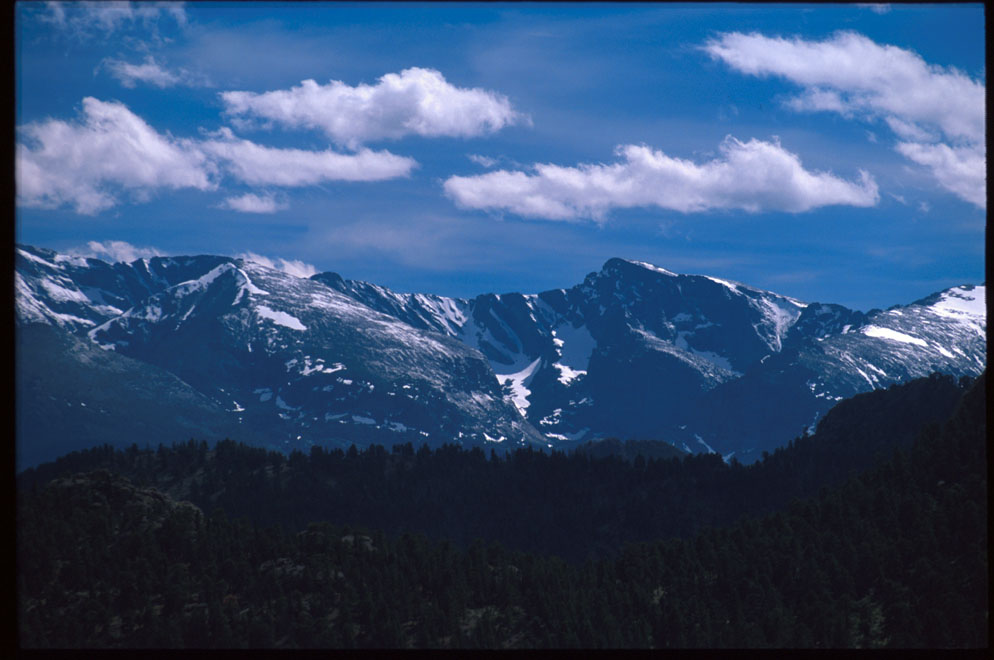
[{"left": 15, "top": 245, "right": 986, "bottom": 466}]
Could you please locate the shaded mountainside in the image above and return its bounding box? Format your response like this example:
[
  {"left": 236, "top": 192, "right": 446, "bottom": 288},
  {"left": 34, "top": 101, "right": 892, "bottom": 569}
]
[
  {"left": 19, "top": 373, "right": 973, "bottom": 561},
  {"left": 16, "top": 243, "right": 986, "bottom": 466},
  {"left": 15, "top": 245, "right": 543, "bottom": 467},
  {"left": 17, "top": 374, "right": 987, "bottom": 648},
  {"left": 15, "top": 323, "right": 260, "bottom": 470},
  {"left": 322, "top": 259, "right": 986, "bottom": 460}
]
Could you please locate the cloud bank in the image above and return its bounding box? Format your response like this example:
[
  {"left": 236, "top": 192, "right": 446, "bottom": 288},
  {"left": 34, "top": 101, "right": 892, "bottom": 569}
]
[
  {"left": 703, "top": 31, "right": 986, "bottom": 208},
  {"left": 221, "top": 67, "right": 525, "bottom": 149},
  {"left": 444, "top": 137, "right": 879, "bottom": 221}
]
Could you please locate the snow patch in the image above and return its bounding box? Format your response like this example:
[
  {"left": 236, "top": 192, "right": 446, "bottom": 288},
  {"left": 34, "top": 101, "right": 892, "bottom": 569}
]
[
  {"left": 704, "top": 276, "right": 741, "bottom": 293},
  {"left": 862, "top": 325, "right": 928, "bottom": 347},
  {"left": 233, "top": 267, "right": 270, "bottom": 304},
  {"left": 498, "top": 357, "right": 542, "bottom": 415},
  {"left": 17, "top": 248, "right": 59, "bottom": 269},
  {"left": 864, "top": 362, "right": 888, "bottom": 377},
  {"left": 694, "top": 434, "right": 716, "bottom": 454},
  {"left": 554, "top": 362, "right": 587, "bottom": 386},
  {"left": 927, "top": 285, "right": 986, "bottom": 319},
  {"left": 630, "top": 260, "right": 678, "bottom": 276},
  {"left": 256, "top": 305, "right": 307, "bottom": 331}
]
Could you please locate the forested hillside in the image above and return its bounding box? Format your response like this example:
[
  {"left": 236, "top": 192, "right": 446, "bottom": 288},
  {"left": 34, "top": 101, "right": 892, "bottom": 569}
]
[
  {"left": 18, "top": 374, "right": 971, "bottom": 560},
  {"left": 16, "top": 372, "right": 986, "bottom": 647}
]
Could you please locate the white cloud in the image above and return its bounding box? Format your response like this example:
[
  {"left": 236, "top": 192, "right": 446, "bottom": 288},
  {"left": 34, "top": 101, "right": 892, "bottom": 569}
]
[
  {"left": 703, "top": 31, "right": 986, "bottom": 208},
  {"left": 856, "top": 4, "right": 891, "bottom": 14},
  {"left": 40, "top": 1, "right": 186, "bottom": 37},
  {"left": 221, "top": 192, "right": 288, "bottom": 214},
  {"left": 220, "top": 67, "right": 526, "bottom": 149},
  {"left": 15, "top": 100, "right": 418, "bottom": 214},
  {"left": 100, "top": 56, "right": 211, "bottom": 89},
  {"left": 895, "top": 141, "right": 986, "bottom": 209},
  {"left": 237, "top": 252, "right": 317, "bottom": 279},
  {"left": 16, "top": 97, "right": 216, "bottom": 214},
  {"left": 101, "top": 56, "right": 180, "bottom": 88},
  {"left": 444, "top": 137, "right": 879, "bottom": 221},
  {"left": 73, "top": 240, "right": 164, "bottom": 263},
  {"left": 201, "top": 127, "right": 417, "bottom": 186},
  {"left": 468, "top": 154, "right": 498, "bottom": 168}
]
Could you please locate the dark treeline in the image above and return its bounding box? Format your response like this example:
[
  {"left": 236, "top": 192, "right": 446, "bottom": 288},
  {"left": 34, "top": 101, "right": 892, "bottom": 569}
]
[
  {"left": 16, "top": 373, "right": 987, "bottom": 648},
  {"left": 18, "top": 373, "right": 971, "bottom": 561}
]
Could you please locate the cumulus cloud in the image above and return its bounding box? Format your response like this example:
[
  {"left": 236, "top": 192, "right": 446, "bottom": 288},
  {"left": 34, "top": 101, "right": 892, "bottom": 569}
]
[
  {"left": 72, "top": 240, "right": 164, "bottom": 263},
  {"left": 201, "top": 127, "right": 417, "bottom": 186},
  {"left": 40, "top": 1, "right": 186, "bottom": 38},
  {"left": 237, "top": 252, "right": 317, "bottom": 279},
  {"left": 15, "top": 100, "right": 418, "bottom": 214},
  {"left": 100, "top": 56, "right": 211, "bottom": 89},
  {"left": 221, "top": 67, "right": 525, "bottom": 149},
  {"left": 16, "top": 97, "right": 216, "bottom": 214},
  {"left": 444, "top": 137, "right": 879, "bottom": 221},
  {"left": 703, "top": 31, "right": 986, "bottom": 208},
  {"left": 220, "top": 192, "right": 288, "bottom": 214}
]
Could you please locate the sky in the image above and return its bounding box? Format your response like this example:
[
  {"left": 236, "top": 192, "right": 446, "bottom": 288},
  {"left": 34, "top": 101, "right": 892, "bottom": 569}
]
[{"left": 14, "top": 1, "right": 987, "bottom": 311}]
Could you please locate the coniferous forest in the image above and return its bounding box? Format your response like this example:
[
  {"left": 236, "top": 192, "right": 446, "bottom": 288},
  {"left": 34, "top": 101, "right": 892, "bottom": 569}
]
[{"left": 16, "top": 372, "right": 988, "bottom": 648}]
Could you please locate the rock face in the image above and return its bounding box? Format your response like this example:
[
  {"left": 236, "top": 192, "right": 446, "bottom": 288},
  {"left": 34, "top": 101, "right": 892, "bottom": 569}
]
[
  {"left": 15, "top": 244, "right": 986, "bottom": 466},
  {"left": 15, "top": 245, "right": 543, "bottom": 467},
  {"left": 321, "top": 257, "right": 985, "bottom": 461}
]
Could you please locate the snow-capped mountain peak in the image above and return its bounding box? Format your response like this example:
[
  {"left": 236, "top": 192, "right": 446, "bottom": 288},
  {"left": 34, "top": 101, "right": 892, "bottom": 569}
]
[{"left": 15, "top": 244, "right": 985, "bottom": 465}]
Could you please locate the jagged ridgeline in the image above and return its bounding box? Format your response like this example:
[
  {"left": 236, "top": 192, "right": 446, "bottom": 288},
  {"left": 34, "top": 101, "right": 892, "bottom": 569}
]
[
  {"left": 17, "top": 373, "right": 986, "bottom": 648},
  {"left": 15, "top": 244, "right": 985, "bottom": 468}
]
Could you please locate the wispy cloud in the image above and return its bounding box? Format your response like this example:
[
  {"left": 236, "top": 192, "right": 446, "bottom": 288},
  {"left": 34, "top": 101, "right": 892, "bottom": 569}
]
[
  {"left": 71, "top": 240, "right": 164, "bottom": 263},
  {"left": 703, "top": 31, "right": 986, "bottom": 208},
  {"left": 99, "top": 56, "right": 211, "bottom": 89},
  {"left": 220, "top": 192, "right": 288, "bottom": 214},
  {"left": 468, "top": 154, "right": 498, "bottom": 168},
  {"left": 39, "top": 1, "right": 187, "bottom": 39},
  {"left": 237, "top": 252, "right": 317, "bottom": 278},
  {"left": 444, "top": 137, "right": 879, "bottom": 221},
  {"left": 856, "top": 4, "right": 891, "bottom": 14},
  {"left": 221, "top": 67, "right": 527, "bottom": 149},
  {"left": 201, "top": 127, "right": 417, "bottom": 186},
  {"left": 16, "top": 97, "right": 216, "bottom": 214}
]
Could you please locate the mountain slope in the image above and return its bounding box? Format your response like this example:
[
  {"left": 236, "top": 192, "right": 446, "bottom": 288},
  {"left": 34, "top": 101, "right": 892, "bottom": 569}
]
[
  {"left": 316, "top": 257, "right": 985, "bottom": 457},
  {"left": 15, "top": 243, "right": 985, "bottom": 464},
  {"left": 15, "top": 323, "right": 257, "bottom": 469},
  {"left": 81, "top": 258, "right": 544, "bottom": 454}
]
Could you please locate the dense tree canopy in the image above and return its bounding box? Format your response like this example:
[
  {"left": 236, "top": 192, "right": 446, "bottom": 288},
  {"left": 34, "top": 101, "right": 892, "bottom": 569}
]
[{"left": 16, "top": 373, "right": 987, "bottom": 648}]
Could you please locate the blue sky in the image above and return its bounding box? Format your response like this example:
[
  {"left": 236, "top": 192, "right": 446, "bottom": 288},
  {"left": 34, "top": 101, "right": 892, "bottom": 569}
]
[{"left": 15, "top": 2, "right": 986, "bottom": 310}]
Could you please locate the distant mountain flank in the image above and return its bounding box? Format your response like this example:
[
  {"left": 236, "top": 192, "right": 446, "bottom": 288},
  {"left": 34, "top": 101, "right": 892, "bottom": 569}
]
[{"left": 15, "top": 243, "right": 986, "bottom": 467}]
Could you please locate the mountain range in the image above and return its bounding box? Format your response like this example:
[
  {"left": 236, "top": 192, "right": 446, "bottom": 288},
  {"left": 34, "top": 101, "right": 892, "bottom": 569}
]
[{"left": 14, "top": 243, "right": 986, "bottom": 468}]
